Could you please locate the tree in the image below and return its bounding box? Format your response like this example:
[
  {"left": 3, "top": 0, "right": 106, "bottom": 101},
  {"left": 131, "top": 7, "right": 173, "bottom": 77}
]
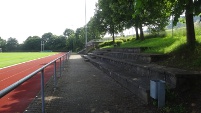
[
  {"left": 108, "top": 0, "right": 140, "bottom": 39},
  {"left": 23, "top": 36, "right": 41, "bottom": 51},
  {"left": 74, "top": 27, "right": 85, "bottom": 51},
  {"left": 0, "top": 37, "right": 6, "bottom": 51},
  {"left": 95, "top": 0, "right": 120, "bottom": 44},
  {"left": 41, "top": 32, "right": 54, "bottom": 50},
  {"left": 133, "top": 0, "right": 172, "bottom": 40},
  {"left": 6, "top": 37, "right": 19, "bottom": 51},
  {"left": 130, "top": 0, "right": 201, "bottom": 44},
  {"left": 170, "top": 0, "right": 201, "bottom": 47},
  {"left": 93, "top": 10, "right": 107, "bottom": 37},
  {"left": 41, "top": 32, "right": 53, "bottom": 42},
  {"left": 51, "top": 35, "right": 67, "bottom": 51},
  {"left": 63, "top": 28, "right": 74, "bottom": 39},
  {"left": 66, "top": 34, "right": 75, "bottom": 51},
  {"left": 98, "top": 0, "right": 171, "bottom": 41},
  {"left": 87, "top": 16, "right": 103, "bottom": 40}
]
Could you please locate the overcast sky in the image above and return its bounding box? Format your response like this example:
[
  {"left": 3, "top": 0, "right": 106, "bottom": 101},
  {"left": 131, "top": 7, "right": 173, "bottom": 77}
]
[{"left": 0, "top": 0, "right": 98, "bottom": 43}]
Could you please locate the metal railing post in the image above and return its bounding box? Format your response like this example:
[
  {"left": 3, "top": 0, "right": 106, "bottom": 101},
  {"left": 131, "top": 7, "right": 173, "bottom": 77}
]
[
  {"left": 41, "top": 69, "right": 45, "bottom": 113},
  {"left": 60, "top": 58, "right": 62, "bottom": 77},
  {"left": 62, "top": 56, "right": 65, "bottom": 71},
  {"left": 62, "top": 56, "right": 65, "bottom": 66},
  {"left": 66, "top": 53, "right": 68, "bottom": 61},
  {"left": 54, "top": 61, "right": 57, "bottom": 89}
]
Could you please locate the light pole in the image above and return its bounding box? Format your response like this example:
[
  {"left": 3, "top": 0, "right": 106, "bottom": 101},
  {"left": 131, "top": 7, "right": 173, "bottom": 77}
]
[
  {"left": 41, "top": 40, "right": 44, "bottom": 52},
  {"left": 85, "top": 0, "right": 87, "bottom": 46}
]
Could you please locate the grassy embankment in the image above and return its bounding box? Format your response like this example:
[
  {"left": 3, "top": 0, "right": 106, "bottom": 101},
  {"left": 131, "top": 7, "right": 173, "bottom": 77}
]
[
  {"left": 99, "top": 25, "right": 201, "bottom": 71},
  {"left": 0, "top": 52, "right": 58, "bottom": 68},
  {"left": 98, "top": 25, "right": 201, "bottom": 113}
]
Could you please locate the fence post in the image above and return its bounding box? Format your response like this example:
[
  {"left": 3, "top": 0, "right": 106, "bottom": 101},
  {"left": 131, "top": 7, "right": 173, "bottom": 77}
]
[
  {"left": 54, "top": 61, "right": 57, "bottom": 89},
  {"left": 60, "top": 58, "right": 62, "bottom": 77},
  {"left": 66, "top": 53, "right": 68, "bottom": 60},
  {"left": 41, "top": 69, "right": 45, "bottom": 113},
  {"left": 62, "top": 56, "right": 65, "bottom": 71}
]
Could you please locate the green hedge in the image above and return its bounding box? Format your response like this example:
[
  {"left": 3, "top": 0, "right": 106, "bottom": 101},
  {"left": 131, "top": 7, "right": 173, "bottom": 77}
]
[
  {"left": 115, "top": 40, "right": 123, "bottom": 46},
  {"left": 98, "top": 40, "right": 124, "bottom": 48},
  {"left": 98, "top": 40, "right": 114, "bottom": 47}
]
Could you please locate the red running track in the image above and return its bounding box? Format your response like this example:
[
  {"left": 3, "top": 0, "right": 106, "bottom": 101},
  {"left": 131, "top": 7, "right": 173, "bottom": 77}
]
[{"left": 0, "top": 52, "right": 66, "bottom": 113}]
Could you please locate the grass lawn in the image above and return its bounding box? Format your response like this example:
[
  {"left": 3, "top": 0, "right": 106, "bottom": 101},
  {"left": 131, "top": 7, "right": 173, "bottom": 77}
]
[
  {"left": 0, "top": 52, "right": 58, "bottom": 68},
  {"left": 99, "top": 26, "right": 201, "bottom": 70},
  {"left": 101, "top": 26, "right": 201, "bottom": 54}
]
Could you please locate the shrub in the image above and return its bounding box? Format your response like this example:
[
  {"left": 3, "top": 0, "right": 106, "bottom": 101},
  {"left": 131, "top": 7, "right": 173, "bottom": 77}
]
[
  {"left": 145, "top": 31, "right": 167, "bottom": 39},
  {"left": 119, "top": 38, "right": 127, "bottom": 42},
  {"left": 115, "top": 40, "right": 124, "bottom": 47},
  {"left": 127, "top": 37, "right": 135, "bottom": 41},
  {"left": 98, "top": 40, "right": 114, "bottom": 48},
  {"left": 98, "top": 42, "right": 105, "bottom": 48}
]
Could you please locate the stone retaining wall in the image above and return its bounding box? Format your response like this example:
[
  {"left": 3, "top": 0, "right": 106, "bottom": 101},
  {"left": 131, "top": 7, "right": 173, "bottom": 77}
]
[{"left": 83, "top": 48, "right": 201, "bottom": 104}]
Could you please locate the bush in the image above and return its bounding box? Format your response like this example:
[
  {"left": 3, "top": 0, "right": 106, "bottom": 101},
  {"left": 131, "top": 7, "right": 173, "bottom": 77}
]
[
  {"left": 127, "top": 37, "right": 135, "bottom": 41},
  {"left": 115, "top": 40, "right": 124, "bottom": 47},
  {"left": 119, "top": 38, "right": 127, "bottom": 42},
  {"left": 98, "top": 40, "right": 114, "bottom": 48},
  {"left": 145, "top": 31, "right": 167, "bottom": 39}
]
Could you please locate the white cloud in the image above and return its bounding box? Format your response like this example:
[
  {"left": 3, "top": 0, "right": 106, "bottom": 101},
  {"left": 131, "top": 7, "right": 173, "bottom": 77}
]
[{"left": 0, "top": 0, "right": 97, "bottom": 43}]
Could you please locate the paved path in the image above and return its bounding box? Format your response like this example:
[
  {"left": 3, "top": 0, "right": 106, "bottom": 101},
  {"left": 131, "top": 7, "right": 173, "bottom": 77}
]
[{"left": 25, "top": 54, "right": 156, "bottom": 113}]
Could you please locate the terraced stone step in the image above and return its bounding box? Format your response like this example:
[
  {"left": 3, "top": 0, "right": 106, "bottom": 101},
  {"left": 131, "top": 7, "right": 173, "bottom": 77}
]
[
  {"left": 93, "top": 47, "right": 147, "bottom": 54},
  {"left": 83, "top": 53, "right": 201, "bottom": 104},
  {"left": 92, "top": 48, "right": 166, "bottom": 63},
  {"left": 104, "top": 52, "right": 165, "bottom": 63},
  {"left": 82, "top": 55, "right": 150, "bottom": 104}
]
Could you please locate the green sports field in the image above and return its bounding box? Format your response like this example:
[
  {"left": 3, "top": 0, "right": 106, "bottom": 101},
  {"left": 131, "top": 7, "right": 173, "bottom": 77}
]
[{"left": 0, "top": 52, "right": 58, "bottom": 68}]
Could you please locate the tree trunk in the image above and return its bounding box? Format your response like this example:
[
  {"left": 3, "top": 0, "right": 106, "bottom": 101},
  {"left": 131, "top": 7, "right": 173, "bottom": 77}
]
[
  {"left": 112, "top": 31, "right": 115, "bottom": 44},
  {"left": 135, "top": 26, "right": 140, "bottom": 40},
  {"left": 110, "top": 24, "right": 115, "bottom": 45},
  {"left": 139, "top": 24, "right": 144, "bottom": 40},
  {"left": 185, "top": 0, "right": 196, "bottom": 48}
]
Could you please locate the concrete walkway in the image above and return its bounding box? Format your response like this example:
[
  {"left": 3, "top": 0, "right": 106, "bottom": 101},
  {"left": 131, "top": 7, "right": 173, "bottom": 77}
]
[{"left": 25, "top": 54, "right": 156, "bottom": 113}]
